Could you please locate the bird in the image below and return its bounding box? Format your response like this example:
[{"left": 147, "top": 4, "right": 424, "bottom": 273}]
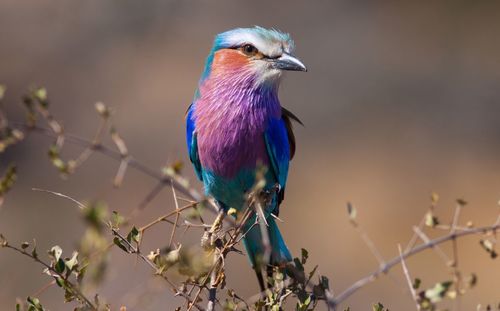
[{"left": 185, "top": 26, "right": 306, "bottom": 289}]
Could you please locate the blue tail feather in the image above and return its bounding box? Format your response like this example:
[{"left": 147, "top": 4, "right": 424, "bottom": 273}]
[{"left": 242, "top": 214, "right": 292, "bottom": 268}]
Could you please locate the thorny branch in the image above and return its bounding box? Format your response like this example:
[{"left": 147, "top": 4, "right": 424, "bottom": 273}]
[
  {"left": 328, "top": 221, "right": 500, "bottom": 309},
  {"left": 2, "top": 87, "right": 500, "bottom": 310}
]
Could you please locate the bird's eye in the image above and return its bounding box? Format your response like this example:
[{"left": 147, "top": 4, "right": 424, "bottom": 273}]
[{"left": 241, "top": 44, "right": 258, "bottom": 56}]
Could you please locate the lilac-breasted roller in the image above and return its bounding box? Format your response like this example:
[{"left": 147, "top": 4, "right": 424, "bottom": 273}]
[{"left": 186, "top": 26, "right": 306, "bottom": 287}]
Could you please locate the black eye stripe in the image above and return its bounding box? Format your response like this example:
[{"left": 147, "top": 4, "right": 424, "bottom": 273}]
[{"left": 227, "top": 44, "right": 279, "bottom": 59}]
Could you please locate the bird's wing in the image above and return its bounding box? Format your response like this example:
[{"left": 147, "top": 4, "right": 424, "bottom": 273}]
[
  {"left": 281, "top": 106, "right": 303, "bottom": 160},
  {"left": 186, "top": 103, "right": 203, "bottom": 181},
  {"left": 264, "top": 107, "right": 302, "bottom": 207}
]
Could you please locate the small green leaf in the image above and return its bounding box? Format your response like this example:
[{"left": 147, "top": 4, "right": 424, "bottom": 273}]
[
  {"left": 76, "top": 265, "right": 87, "bottom": 284},
  {"left": 126, "top": 226, "right": 140, "bottom": 243},
  {"left": 54, "top": 258, "right": 65, "bottom": 274},
  {"left": 227, "top": 207, "right": 237, "bottom": 216},
  {"left": 320, "top": 275, "right": 330, "bottom": 290},
  {"left": 0, "top": 164, "right": 17, "bottom": 195},
  {"left": 64, "top": 251, "right": 78, "bottom": 271},
  {"left": 430, "top": 192, "right": 439, "bottom": 205},
  {"left": 111, "top": 211, "right": 125, "bottom": 229},
  {"left": 0, "top": 85, "right": 6, "bottom": 100},
  {"left": 293, "top": 257, "right": 304, "bottom": 272},
  {"left": 49, "top": 245, "right": 62, "bottom": 262},
  {"left": 308, "top": 265, "right": 319, "bottom": 283},
  {"left": 83, "top": 201, "right": 107, "bottom": 231},
  {"left": 296, "top": 294, "right": 312, "bottom": 311},
  {"left": 479, "top": 239, "right": 498, "bottom": 259},
  {"left": 424, "top": 281, "right": 453, "bottom": 303},
  {"left": 31, "top": 241, "right": 38, "bottom": 259},
  {"left": 165, "top": 247, "right": 181, "bottom": 264},
  {"left": 466, "top": 273, "right": 477, "bottom": 288},
  {"left": 32, "top": 87, "right": 48, "bottom": 107},
  {"left": 55, "top": 276, "right": 64, "bottom": 288},
  {"left": 301, "top": 248, "right": 309, "bottom": 265},
  {"left": 372, "top": 302, "right": 386, "bottom": 311},
  {"left": 347, "top": 202, "right": 357, "bottom": 222},
  {"left": 113, "top": 237, "right": 129, "bottom": 253},
  {"left": 95, "top": 102, "right": 110, "bottom": 118},
  {"left": 0, "top": 234, "right": 7, "bottom": 247},
  {"left": 425, "top": 212, "right": 439, "bottom": 227},
  {"left": 413, "top": 278, "right": 421, "bottom": 290},
  {"left": 27, "top": 296, "right": 44, "bottom": 311}
]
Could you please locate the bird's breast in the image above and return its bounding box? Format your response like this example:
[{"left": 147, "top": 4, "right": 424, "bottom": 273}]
[
  {"left": 196, "top": 110, "right": 270, "bottom": 179},
  {"left": 193, "top": 69, "right": 281, "bottom": 179}
]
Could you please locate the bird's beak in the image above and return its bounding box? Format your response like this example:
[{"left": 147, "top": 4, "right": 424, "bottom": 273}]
[{"left": 272, "top": 53, "right": 307, "bottom": 72}]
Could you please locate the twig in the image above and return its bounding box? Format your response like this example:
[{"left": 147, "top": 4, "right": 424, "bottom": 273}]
[
  {"left": 397, "top": 244, "right": 420, "bottom": 311},
  {"left": 347, "top": 203, "right": 385, "bottom": 267},
  {"left": 31, "top": 280, "right": 56, "bottom": 298},
  {"left": 413, "top": 226, "right": 451, "bottom": 265},
  {"left": 135, "top": 181, "right": 165, "bottom": 212},
  {"left": 255, "top": 200, "right": 271, "bottom": 268},
  {"left": 32, "top": 188, "right": 85, "bottom": 209},
  {"left": 168, "top": 182, "right": 181, "bottom": 248}
]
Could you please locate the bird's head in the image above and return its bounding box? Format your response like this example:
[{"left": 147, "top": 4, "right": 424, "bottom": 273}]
[{"left": 199, "top": 26, "right": 306, "bottom": 89}]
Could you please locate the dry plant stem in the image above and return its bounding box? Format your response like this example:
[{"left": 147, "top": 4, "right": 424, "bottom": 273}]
[
  {"left": 404, "top": 215, "right": 426, "bottom": 253},
  {"left": 139, "top": 203, "right": 196, "bottom": 233},
  {"left": 327, "top": 222, "right": 500, "bottom": 309},
  {"left": 113, "top": 157, "right": 129, "bottom": 187},
  {"left": 189, "top": 211, "right": 225, "bottom": 311},
  {"left": 350, "top": 220, "right": 385, "bottom": 267},
  {"left": 70, "top": 117, "right": 108, "bottom": 170},
  {"left": 3, "top": 244, "right": 97, "bottom": 310},
  {"left": 397, "top": 244, "right": 420, "bottom": 311},
  {"left": 255, "top": 200, "right": 272, "bottom": 268},
  {"left": 405, "top": 199, "right": 439, "bottom": 253},
  {"left": 206, "top": 211, "right": 229, "bottom": 310},
  {"left": 450, "top": 204, "right": 463, "bottom": 309},
  {"left": 169, "top": 183, "right": 182, "bottom": 248},
  {"left": 135, "top": 181, "right": 165, "bottom": 212},
  {"left": 32, "top": 188, "right": 86, "bottom": 209},
  {"left": 32, "top": 280, "right": 56, "bottom": 297},
  {"left": 207, "top": 260, "right": 219, "bottom": 311},
  {"left": 413, "top": 226, "right": 452, "bottom": 265}
]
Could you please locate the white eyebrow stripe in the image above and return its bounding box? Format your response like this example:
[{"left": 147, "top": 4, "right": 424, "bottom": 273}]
[{"left": 223, "top": 32, "right": 283, "bottom": 58}]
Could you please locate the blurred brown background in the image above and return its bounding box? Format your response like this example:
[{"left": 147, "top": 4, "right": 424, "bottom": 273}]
[{"left": 1, "top": 1, "right": 500, "bottom": 310}]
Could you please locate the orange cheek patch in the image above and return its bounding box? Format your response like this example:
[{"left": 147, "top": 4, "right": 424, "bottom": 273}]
[{"left": 212, "top": 50, "right": 250, "bottom": 73}]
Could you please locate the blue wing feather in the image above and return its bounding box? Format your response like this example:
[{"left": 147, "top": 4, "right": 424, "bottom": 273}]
[
  {"left": 264, "top": 116, "right": 291, "bottom": 191},
  {"left": 186, "top": 104, "right": 203, "bottom": 181}
]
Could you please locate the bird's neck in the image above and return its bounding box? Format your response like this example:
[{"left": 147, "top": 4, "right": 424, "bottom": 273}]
[{"left": 195, "top": 68, "right": 281, "bottom": 119}]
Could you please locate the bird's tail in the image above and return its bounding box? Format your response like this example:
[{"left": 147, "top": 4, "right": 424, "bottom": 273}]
[{"left": 242, "top": 214, "right": 292, "bottom": 277}]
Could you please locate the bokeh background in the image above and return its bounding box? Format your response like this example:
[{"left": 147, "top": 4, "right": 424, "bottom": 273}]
[{"left": 1, "top": 1, "right": 500, "bottom": 310}]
